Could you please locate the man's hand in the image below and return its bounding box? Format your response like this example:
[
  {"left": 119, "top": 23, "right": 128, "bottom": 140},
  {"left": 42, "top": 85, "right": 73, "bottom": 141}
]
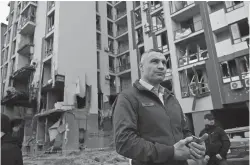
[
  {"left": 174, "top": 136, "right": 193, "bottom": 160},
  {"left": 188, "top": 134, "right": 208, "bottom": 160},
  {"left": 216, "top": 154, "right": 222, "bottom": 160},
  {"left": 203, "top": 155, "right": 210, "bottom": 163}
]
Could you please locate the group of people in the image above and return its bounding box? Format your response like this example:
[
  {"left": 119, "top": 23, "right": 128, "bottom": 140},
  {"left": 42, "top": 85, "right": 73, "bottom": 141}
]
[
  {"left": 112, "top": 49, "right": 231, "bottom": 165},
  {"left": 1, "top": 114, "right": 23, "bottom": 165}
]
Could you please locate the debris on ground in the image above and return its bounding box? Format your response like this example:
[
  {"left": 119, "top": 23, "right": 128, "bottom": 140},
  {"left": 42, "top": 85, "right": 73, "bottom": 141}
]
[{"left": 23, "top": 148, "right": 130, "bottom": 165}]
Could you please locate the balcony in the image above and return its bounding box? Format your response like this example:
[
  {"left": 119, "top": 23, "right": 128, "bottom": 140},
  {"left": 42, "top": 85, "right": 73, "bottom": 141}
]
[
  {"left": 116, "top": 27, "right": 128, "bottom": 38},
  {"left": 19, "top": 16, "right": 36, "bottom": 35},
  {"left": 21, "top": 1, "right": 37, "bottom": 14},
  {"left": 226, "top": 1, "right": 244, "bottom": 13},
  {"left": 215, "top": 38, "right": 249, "bottom": 58},
  {"left": 178, "top": 49, "right": 208, "bottom": 67},
  {"left": 1, "top": 88, "right": 30, "bottom": 107},
  {"left": 174, "top": 20, "right": 203, "bottom": 43},
  {"left": 117, "top": 44, "right": 129, "bottom": 55},
  {"left": 109, "top": 66, "right": 116, "bottom": 73},
  {"left": 170, "top": 1, "right": 200, "bottom": 22},
  {"left": 150, "top": 1, "right": 163, "bottom": 14},
  {"left": 11, "top": 65, "right": 35, "bottom": 81},
  {"left": 116, "top": 63, "right": 131, "bottom": 73},
  {"left": 17, "top": 40, "right": 34, "bottom": 56},
  {"left": 42, "top": 74, "right": 65, "bottom": 93},
  {"left": 115, "top": 11, "right": 127, "bottom": 21},
  {"left": 210, "top": 3, "right": 247, "bottom": 32}
]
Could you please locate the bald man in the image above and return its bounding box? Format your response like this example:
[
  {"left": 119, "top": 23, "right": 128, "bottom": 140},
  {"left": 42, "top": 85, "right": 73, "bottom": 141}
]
[{"left": 112, "top": 49, "right": 206, "bottom": 165}]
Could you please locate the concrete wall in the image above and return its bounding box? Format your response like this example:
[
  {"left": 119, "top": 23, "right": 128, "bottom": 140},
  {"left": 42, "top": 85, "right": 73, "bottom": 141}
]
[{"left": 56, "top": 2, "right": 98, "bottom": 114}]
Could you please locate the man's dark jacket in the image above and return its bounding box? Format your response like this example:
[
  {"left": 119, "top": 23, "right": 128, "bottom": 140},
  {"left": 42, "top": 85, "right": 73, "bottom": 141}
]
[
  {"left": 113, "top": 80, "right": 192, "bottom": 165},
  {"left": 199, "top": 125, "right": 230, "bottom": 159},
  {"left": 1, "top": 133, "right": 23, "bottom": 165}
]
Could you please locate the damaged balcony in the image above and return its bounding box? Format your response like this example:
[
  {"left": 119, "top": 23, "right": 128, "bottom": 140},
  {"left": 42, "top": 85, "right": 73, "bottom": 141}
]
[
  {"left": 116, "top": 53, "right": 130, "bottom": 74},
  {"left": 1, "top": 88, "right": 29, "bottom": 107},
  {"left": 19, "top": 5, "right": 37, "bottom": 35},
  {"left": 170, "top": 1, "right": 199, "bottom": 22},
  {"left": 177, "top": 34, "right": 209, "bottom": 67},
  {"left": 11, "top": 65, "right": 35, "bottom": 81},
  {"left": 179, "top": 65, "right": 210, "bottom": 98},
  {"left": 152, "top": 10, "right": 165, "bottom": 33},
  {"left": 21, "top": 1, "right": 37, "bottom": 13},
  {"left": 174, "top": 18, "right": 204, "bottom": 43},
  {"left": 150, "top": 1, "right": 163, "bottom": 14},
  {"left": 42, "top": 60, "right": 65, "bottom": 93},
  {"left": 17, "top": 38, "right": 34, "bottom": 56}
]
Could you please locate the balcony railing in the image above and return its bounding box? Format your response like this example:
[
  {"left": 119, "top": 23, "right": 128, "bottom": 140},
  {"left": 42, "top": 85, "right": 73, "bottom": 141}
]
[
  {"left": 150, "top": 2, "right": 163, "bottom": 12},
  {"left": 170, "top": 1, "right": 194, "bottom": 14},
  {"left": 158, "top": 45, "right": 169, "bottom": 53},
  {"left": 20, "top": 15, "right": 36, "bottom": 28},
  {"left": 107, "top": 13, "right": 113, "bottom": 20},
  {"left": 22, "top": 1, "right": 37, "bottom": 10},
  {"left": 226, "top": 2, "right": 244, "bottom": 12},
  {"left": 152, "top": 22, "right": 165, "bottom": 33},
  {"left": 117, "top": 45, "right": 129, "bottom": 54},
  {"left": 178, "top": 49, "right": 208, "bottom": 67},
  {"left": 116, "top": 63, "right": 131, "bottom": 73},
  {"left": 115, "top": 11, "right": 127, "bottom": 20},
  {"left": 116, "top": 27, "right": 128, "bottom": 37},
  {"left": 135, "top": 19, "right": 142, "bottom": 26},
  {"left": 233, "top": 35, "right": 249, "bottom": 45},
  {"left": 108, "top": 30, "right": 114, "bottom": 37},
  {"left": 174, "top": 20, "right": 203, "bottom": 40},
  {"left": 109, "top": 66, "right": 115, "bottom": 73}
]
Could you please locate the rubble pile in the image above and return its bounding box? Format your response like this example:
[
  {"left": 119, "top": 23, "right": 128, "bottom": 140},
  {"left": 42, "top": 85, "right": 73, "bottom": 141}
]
[{"left": 23, "top": 148, "right": 130, "bottom": 165}]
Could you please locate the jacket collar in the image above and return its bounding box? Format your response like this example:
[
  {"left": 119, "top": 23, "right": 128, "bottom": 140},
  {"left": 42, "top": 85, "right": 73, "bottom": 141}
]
[{"left": 134, "top": 79, "right": 173, "bottom": 96}]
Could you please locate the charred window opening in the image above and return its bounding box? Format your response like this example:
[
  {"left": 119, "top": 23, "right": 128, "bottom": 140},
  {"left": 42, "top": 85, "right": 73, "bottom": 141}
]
[
  {"left": 165, "top": 55, "right": 172, "bottom": 71},
  {"left": 107, "top": 4, "right": 113, "bottom": 20},
  {"left": 96, "top": 33, "right": 101, "bottom": 49},
  {"left": 97, "top": 52, "right": 100, "bottom": 69},
  {"left": 96, "top": 15, "right": 101, "bottom": 31},
  {"left": 221, "top": 59, "right": 239, "bottom": 83},
  {"left": 179, "top": 70, "right": 189, "bottom": 97},
  {"left": 239, "top": 55, "right": 249, "bottom": 74},
  {"left": 157, "top": 31, "right": 168, "bottom": 52},
  {"left": 108, "top": 38, "right": 114, "bottom": 52},
  {"left": 230, "top": 19, "right": 249, "bottom": 44},
  {"left": 107, "top": 21, "right": 113, "bottom": 36},
  {"left": 152, "top": 11, "right": 165, "bottom": 32},
  {"left": 134, "top": 9, "right": 142, "bottom": 26},
  {"left": 109, "top": 56, "right": 115, "bottom": 73},
  {"left": 136, "top": 27, "right": 143, "bottom": 45}
]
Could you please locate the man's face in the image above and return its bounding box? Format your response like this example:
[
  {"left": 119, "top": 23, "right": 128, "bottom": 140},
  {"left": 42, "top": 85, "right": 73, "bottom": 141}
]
[
  {"left": 204, "top": 119, "right": 215, "bottom": 125},
  {"left": 140, "top": 52, "right": 167, "bottom": 85}
]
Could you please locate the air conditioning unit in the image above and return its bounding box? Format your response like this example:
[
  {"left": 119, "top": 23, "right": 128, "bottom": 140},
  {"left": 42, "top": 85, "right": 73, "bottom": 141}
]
[
  {"left": 104, "top": 47, "right": 110, "bottom": 52},
  {"left": 142, "top": 2, "right": 148, "bottom": 11},
  {"left": 105, "top": 75, "right": 111, "bottom": 80},
  {"left": 230, "top": 81, "right": 243, "bottom": 90},
  {"left": 245, "top": 79, "right": 249, "bottom": 87},
  {"left": 144, "top": 23, "right": 150, "bottom": 33}
]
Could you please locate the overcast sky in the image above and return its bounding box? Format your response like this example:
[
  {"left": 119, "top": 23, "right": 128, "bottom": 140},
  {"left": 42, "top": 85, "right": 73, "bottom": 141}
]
[{"left": 0, "top": 1, "right": 9, "bottom": 24}]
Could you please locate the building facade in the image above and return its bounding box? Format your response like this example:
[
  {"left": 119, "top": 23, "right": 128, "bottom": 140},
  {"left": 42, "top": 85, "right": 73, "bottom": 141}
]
[{"left": 0, "top": 1, "right": 249, "bottom": 153}]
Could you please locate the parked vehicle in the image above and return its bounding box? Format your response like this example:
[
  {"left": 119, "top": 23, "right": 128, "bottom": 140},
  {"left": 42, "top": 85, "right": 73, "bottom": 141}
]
[{"left": 225, "top": 126, "right": 249, "bottom": 165}]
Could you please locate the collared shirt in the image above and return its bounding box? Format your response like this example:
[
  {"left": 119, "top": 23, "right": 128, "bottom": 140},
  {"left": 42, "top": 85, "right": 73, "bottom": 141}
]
[{"left": 139, "top": 79, "right": 165, "bottom": 105}]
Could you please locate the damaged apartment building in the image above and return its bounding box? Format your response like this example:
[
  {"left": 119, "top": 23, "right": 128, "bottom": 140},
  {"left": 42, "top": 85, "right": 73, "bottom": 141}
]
[{"left": 1, "top": 1, "right": 249, "bottom": 155}]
